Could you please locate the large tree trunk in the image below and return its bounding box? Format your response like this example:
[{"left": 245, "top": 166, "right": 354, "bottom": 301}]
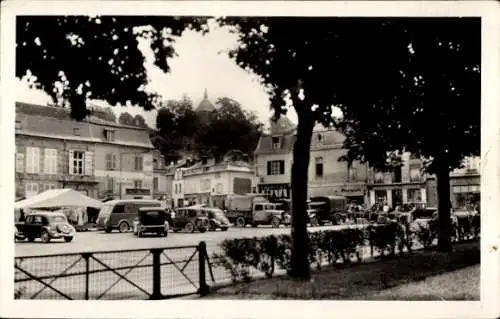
[
  {"left": 289, "top": 113, "right": 314, "bottom": 280},
  {"left": 436, "top": 161, "right": 453, "bottom": 252}
]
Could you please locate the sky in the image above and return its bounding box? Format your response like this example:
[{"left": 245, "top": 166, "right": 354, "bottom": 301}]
[{"left": 16, "top": 19, "right": 299, "bottom": 128}]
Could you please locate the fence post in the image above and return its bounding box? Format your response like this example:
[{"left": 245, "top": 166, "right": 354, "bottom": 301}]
[
  {"left": 82, "top": 253, "right": 90, "bottom": 300},
  {"left": 150, "top": 248, "right": 162, "bottom": 300},
  {"left": 198, "top": 241, "right": 209, "bottom": 296}
]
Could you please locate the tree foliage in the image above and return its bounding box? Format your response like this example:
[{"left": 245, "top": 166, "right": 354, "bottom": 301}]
[
  {"left": 153, "top": 96, "right": 199, "bottom": 163},
  {"left": 194, "top": 97, "right": 263, "bottom": 160},
  {"left": 118, "top": 112, "right": 136, "bottom": 126},
  {"left": 16, "top": 15, "right": 205, "bottom": 121},
  {"left": 219, "top": 17, "right": 480, "bottom": 275},
  {"left": 133, "top": 114, "right": 148, "bottom": 128}
]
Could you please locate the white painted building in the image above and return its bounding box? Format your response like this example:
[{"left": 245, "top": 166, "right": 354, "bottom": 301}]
[{"left": 175, "top": 157, "right": 257, "bottom": 209}]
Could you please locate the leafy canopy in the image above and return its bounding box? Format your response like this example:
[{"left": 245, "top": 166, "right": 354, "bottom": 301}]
[
  {"left": 16, "top": 15, "right": 206, "bottom": 120},
  {"left": 219, "top": 17, "right": 480, "bottom": 172}
]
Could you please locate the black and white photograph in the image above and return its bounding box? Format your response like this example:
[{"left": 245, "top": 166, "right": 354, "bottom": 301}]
[{"left": 0, "top": 1, "right": 498, "bottom": 319}]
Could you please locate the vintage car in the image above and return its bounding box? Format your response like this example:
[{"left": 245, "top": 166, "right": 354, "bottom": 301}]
[
  {"left": 96, "top": 199, "right": 163, "bottom": 233},
  {"left": 308, "top": 195, "right": 348, "bottom": 225},
  {"left": 205, "top": 207, "right": 231, "bottom": 231},
  {"left": 15, "top": 212, "right": 76, "bottom": 243},
  {"left": 172, "top": 206, "right": 209, "bottom": 233},
  {"left": 132, "top": 207, "right": 171, "bottom": 237}
]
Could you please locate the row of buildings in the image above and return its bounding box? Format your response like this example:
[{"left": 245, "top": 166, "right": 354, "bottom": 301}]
[{"left": 15, "top": 101, "right": 481, "bottom": 210}]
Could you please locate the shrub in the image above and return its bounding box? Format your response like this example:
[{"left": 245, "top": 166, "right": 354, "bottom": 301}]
[{"left": 212, "top": 220, "right": 478, "bottom": 283}]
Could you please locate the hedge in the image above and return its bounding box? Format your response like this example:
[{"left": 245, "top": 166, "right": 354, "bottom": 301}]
[{"left": 211, "top": 218, "right": 480, "bottom": 283}]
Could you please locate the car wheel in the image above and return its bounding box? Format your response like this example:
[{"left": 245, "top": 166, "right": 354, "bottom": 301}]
[
  {"left": 184, "top": 222, "right": 195, "bottom": 233},
  {"left": 64, "top": 236, "right": 73, "bottom": 242},
  {"left": 118, "top": 222, "right": 130, "bottom": 233},
  {"left": 162, "top": 230, "right": 168, "bottom": 237},
  {"left": 221, "top": 227, "right": 228, "bottom": 231},
  {"left": 40, "top": 231, "right": 51, "bottom": 243},
  {"left": 271, "top": 217, "right": 280, "bottom": 228},
  {"left": 27, "top": 236, "right": 35, "bottom": 242},
  {"left": 235, "top": 217, "right": 246, "bottom": 228},
  {"left": 209, "top": 221, "right": 217, "bottom": 231},
  {"left": 199, "top": 227, "right": 207, "bottom": 233},
  {"left": 104, "top": 227, "right": 112, "bottom": 233},
  {"left": 138, "top": 231, "right": 143, "bottom": 237}
]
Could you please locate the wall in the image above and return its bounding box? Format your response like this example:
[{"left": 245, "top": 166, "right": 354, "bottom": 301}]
[
  {"left": 15, "top": 135, "right": 97, "bottom": 198},
  {"left": 94, "top": 143, "right": 153, "bottom": 198},
  {"left": 255, "top": 152, "right": 293, "bottom": 185}
]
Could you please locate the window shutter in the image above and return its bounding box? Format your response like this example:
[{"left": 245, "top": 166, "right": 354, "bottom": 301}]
[
  {"left": 85, "top": 151, "right": 93, "bottom": 175},
  {"left": 68, "top": 150, "right": 74, "bottom": 175},
  {"left": 267, "top": 161, "right": 271, "bottom": 175},
  {"left": 53, "top": 150, "right": 58, "bottom": 174},
  {"left": 112, "top": 154, "right": 117, "bottom": 170},
  {"left": 16, "top": 153, "right": 25, "bottom": 173},
  {"left": 106, "top": 153, "right": 112, "bottom": 170},
  {"left": 279, "top": 161, "right": 285, "bottom": 174},
  {"left": 33, "top": 183, "right": 39, "bottom": 194},
  {"left": 44, "top": 149, "right": 49, "bottom": 174},
  {"left": 33, "top": 148, "right": 40, "bottom": 173}
]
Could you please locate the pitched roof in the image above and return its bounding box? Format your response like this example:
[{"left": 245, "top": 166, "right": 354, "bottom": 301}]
[
  {"left": 195, "top": 89, "right": 215, "bottom": 113},
  {"left": 15, "top": 102, "right": 153, "bottom": 148},
  {"left": 270, "top": 116, "right": 297, "bottom": 135}
]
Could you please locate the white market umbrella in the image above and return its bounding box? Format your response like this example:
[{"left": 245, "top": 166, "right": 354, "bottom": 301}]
[{"left": 15, "top": 188, "right": 103, "bottom": 210}]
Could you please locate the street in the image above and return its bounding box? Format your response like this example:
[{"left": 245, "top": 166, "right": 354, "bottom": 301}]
[
  {"left": 15, "top": 224, "right": 364, "bottom": 300},
  {"left": 15, "top": 224, "right": 349, "bottom": 257}
]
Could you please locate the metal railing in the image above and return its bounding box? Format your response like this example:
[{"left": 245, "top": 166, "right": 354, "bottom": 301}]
[{"left": 14, "top": 242, "right": 213, "bottom": 300}]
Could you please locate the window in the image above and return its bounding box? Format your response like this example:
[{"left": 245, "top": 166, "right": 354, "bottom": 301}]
[
  {"left": 267, "top": 160, "right": 285, "bottom": 175},
  {"left": 16, "top": 152, "right": 25, "bottom": 173},
  {"left": 407, "top": 189, "right": 422, "bottom": 203},
  {"left": 410, "top": 167, "right": 421, "bottom": 182},
  {"left": 252, "top": 187, "right": 256, "bottom": 193},
  {"left": 134, "top": 155, "right": 143, "bottom": 171},
  {"left": 153, "top": 158, "right": 158, "bottom": 169},
  {"left": 106, "top": 153, "right": 117, "bottom": 170},
  {"left": 153, "top": 177, "right": 159, "bottom": 191},
  {"left": 43, "top": 183, "right": 57, "bottom": 192},
  {"left": 272, "top": 137, "right": 281, "bottom": 150},
  {"left": 374, "top": 171, "right": 384, "bottom": 183},
  {"left": 43, "top": 149, "right": 58, "bottom": 174},
  {"left": 216, "top": 183, "right": 223, "bottom": 193},
  {"left": 393, "top": 168, "right": 402, "bottom": 183},
  {"left": 317, "top": 134, "right": 322, "bottom": 142},
  {"left": 349, "top": 165, "right": 357, "bottom": 181},
  {"left": 179, "top": 184, "right": 182, "bottom": 193},
  {"left": 315, "top": 157, "right": 323, "bottom": 177},
  {"left": 104, "top": 129, "right": 115, "bottom": 141},
  {"left": 255, "top": 204, "right": 263, "bottom": 211},
  {"left": 134, "top": 180, "right": 142, "bottom": 189},
  {"left": 26, "top": 147, "right": 40, "bottom": 174},
  {"left": 33, "top": 216, "right": 43, "bottom": 224},
  {"left": 112, "top": 204, "right": 125, "bottom": 214},
  {"left": 71, "top": 151, "right": 85, "bottom": 175},
  {"left": 188, "top": 210, "right": 197, "bottom": 218},
  {"left": 15, "top": 120, "right": 22, "bottom": 130},
  {"left": 106, "top": 177, "right": 114, "bottom": 192},
  {"left": 25, "top": 182, "right": 39, "bottom": 198},
  {"left": 73, "top": 128, "right": 80, "bottom": 136}
]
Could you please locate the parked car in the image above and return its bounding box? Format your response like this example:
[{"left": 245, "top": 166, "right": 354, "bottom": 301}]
[
  {"left": 15, "top": 212, "right": 76, "bottom": 243},
  {"left": 308, "top": 195, "right": 348, "bottom": 225},
  {"left": 225, "top": 194, "right": 290, "bottom": 228},
  {"left": 96, "top": 199, "right": 163, "bottom": 233},
  {"left": 132, "top": 207, "right": 170, "bottom": 237},
  {"left": 205, "top": 207, "right": 231, "bottom": 231},
  {"left": 171, "top": 206, "right": 209, "bottom": 233}
]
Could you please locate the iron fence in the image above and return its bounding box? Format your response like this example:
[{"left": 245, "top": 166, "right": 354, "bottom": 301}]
[{"left": 14, "top": 242, "right": 212, "bottom": 300}]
